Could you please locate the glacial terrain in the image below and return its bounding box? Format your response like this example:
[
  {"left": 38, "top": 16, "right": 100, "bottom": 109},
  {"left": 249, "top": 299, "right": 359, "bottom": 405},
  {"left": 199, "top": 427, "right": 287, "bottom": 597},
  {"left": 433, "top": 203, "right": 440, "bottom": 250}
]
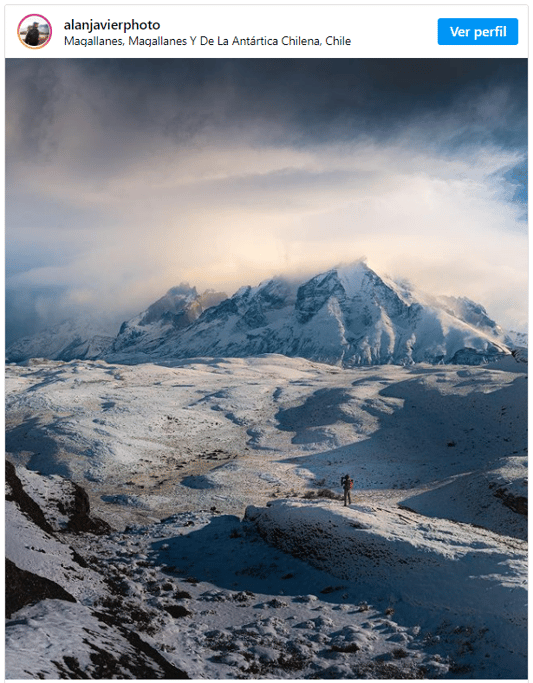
[
  {"left": 5, "top": 352, "right": 527, "bottom": 679},
  {"left": 6, "top": 262, "right": 519, "bottom": 366},
  {"left": 5, "top": 317, "right": 115, "bottom": 364}
]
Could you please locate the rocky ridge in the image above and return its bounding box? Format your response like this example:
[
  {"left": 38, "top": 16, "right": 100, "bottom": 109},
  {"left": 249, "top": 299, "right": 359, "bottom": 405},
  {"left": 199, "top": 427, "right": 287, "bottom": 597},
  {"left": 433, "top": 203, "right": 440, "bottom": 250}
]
[
  {"left": 7, "top": 263, "right": 523, "bottom": 367},
  {"left": 107, "top": 262, "right": 513, "bottom": 366}
]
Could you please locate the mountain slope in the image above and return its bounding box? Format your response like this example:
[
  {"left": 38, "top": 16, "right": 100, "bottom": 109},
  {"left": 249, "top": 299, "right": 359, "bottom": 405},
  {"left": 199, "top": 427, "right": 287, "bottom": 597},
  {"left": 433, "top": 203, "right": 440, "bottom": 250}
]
[
  {"left": 5, "top": 286, "right": 227, "bottom": 364},
  {"left": 5, "top": 460, "right": 190, "bottom": 679},
  {"left": 5, "top": 356, "right": 527, "bottom": 678},
  {"left": 6, "top": 318, "right": 115, "bottom": 363},
  {"left": 111, "top": 284, "right": 227, "bottom": 355},
  {"left": 108, "top": 262, "right": 510, "bottom": 366}
]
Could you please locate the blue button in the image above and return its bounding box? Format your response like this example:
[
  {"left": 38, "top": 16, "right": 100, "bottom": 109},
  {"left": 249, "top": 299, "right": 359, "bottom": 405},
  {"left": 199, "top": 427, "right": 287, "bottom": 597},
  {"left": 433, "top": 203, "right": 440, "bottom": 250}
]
[{"left": 438, "top": 18, "right": 518, "bottom": 45}]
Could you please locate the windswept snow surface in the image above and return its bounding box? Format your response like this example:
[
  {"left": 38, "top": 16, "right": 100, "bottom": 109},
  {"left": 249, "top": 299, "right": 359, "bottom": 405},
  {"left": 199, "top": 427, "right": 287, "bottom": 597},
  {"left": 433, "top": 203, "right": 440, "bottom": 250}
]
[
  {"left": 246, "top": 500, "right": 526, "bottom": 677},
  {"left": 5, "top": 354, "right": 528, "bottom": 678}
]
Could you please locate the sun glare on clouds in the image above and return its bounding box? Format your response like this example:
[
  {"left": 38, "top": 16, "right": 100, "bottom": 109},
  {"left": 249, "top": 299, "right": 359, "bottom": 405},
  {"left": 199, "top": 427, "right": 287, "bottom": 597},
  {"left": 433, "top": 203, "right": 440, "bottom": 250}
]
[{"left": 5, "top": 59, "right": 527, "bottom": 340}]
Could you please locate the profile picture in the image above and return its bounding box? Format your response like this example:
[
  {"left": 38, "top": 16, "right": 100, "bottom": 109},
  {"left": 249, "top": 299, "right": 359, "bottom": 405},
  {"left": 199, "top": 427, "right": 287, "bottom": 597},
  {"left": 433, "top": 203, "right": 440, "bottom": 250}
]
[{"left": 17, "top": 14, "right": 52, "bottom": 49}]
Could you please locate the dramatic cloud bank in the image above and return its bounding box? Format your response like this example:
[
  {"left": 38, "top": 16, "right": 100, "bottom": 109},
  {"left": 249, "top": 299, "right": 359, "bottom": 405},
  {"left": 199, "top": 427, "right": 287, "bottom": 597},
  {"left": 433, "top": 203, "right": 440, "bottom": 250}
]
[{"left": 6, "top": 59, "right": 527, "bottom": 343}]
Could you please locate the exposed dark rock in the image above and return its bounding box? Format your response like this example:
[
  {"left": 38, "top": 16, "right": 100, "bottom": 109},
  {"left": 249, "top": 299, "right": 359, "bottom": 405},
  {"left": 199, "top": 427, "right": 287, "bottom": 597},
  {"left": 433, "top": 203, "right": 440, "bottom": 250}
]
[
  {"left": 125, "top": 629, "right": 190, "bottom": 678},
  {"left": 163, "top": 604, "right": 192, "bottom": 618},
  {"left": 51, "top": 656, "right": 89, "bottom": 679},
  {"left": 92, "top": 610, "right": 190, "bottom": 678},
  {"left": 449, "top": 347, "right": 506, "bottom": 365},
  {"left": 5, "top": 557, "right": 77, "bottom": 618},
  {"left": 6, "top": 459, "right": 111, "bottom": 535},
  {"left": 5, "top": 461, "right": 54, "bottom": 535},
  {"left": 174, "top": 590, "right": 192, "bottom": 599},
  {"left": 296, "top": 271, "right": 346, "bottom": 325},
  {"left": 65, "top": 482, "right": 111, "bottom": 535},
  {"left": 494, "top": 488, "right": 528, "bottom": 516},
  {"left": 71, "top": 549, "right": 89, "bottom": 568}
]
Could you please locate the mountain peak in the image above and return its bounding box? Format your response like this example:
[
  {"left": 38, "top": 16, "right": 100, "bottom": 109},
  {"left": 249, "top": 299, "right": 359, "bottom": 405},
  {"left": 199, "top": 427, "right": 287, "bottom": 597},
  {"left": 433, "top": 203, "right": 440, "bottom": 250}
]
[
  {"left": 139, "top": 284, "right": 199, "bottom": 326},
  {"left": 112, "top": 285, "right": 227, "bottom": 355},
  {"left": 7, "top": 264, "right": 515, "bottom": 367},
  {"left": 104, "top": 263, "right": 510, "bottom": 367}
]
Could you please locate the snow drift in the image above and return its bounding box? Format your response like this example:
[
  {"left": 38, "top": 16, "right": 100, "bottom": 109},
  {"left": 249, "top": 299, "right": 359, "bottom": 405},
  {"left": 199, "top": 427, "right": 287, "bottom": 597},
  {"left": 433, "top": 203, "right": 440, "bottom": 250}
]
[{"left": 245, "top": 499, "right": 527, "bottom": 677}]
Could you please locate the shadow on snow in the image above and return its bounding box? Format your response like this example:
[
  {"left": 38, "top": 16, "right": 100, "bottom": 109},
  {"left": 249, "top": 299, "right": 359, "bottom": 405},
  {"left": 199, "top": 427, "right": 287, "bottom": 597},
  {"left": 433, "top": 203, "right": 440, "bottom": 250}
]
[
  {"left": 149, "top": 514, "right": 364, "bottom": 604},
  {"left": 277, "top": 374, "right": 526, "bottom": 491}
]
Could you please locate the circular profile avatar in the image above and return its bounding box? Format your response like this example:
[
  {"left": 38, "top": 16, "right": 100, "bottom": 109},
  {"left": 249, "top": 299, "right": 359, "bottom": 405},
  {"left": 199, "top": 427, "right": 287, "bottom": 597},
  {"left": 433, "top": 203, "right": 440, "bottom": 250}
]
[{"left": 18, "top": 14, "right": 52, "bottom": 49}]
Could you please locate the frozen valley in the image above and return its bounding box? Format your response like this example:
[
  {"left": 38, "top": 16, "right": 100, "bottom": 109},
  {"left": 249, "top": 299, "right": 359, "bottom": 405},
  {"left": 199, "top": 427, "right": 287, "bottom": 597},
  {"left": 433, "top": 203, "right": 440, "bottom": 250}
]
[{"left": 5, "top": 353, "right": 528, "bottom": 679}]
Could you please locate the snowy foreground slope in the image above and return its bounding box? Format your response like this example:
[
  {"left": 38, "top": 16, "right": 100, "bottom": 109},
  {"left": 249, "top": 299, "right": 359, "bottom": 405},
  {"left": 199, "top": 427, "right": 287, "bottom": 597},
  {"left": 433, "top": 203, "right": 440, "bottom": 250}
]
[
  {"left": 5, "top": 354, "right": 528, "bottom": 678},
  {"left": 246, "top": 501, "right": 526, "bottom": 673}
]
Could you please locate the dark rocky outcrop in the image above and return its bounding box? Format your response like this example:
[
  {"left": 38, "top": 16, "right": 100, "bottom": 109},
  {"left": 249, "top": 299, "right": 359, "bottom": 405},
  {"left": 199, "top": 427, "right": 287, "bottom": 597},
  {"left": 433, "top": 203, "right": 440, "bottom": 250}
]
[
  {"left": 6, "top": 460, "right": 111, "bottom": 535},
  {"left": 5, "top": 460, "right": 54, "bottom": 535},
  {"left": 494, "top": 488, "right": 528, "bottom": 517},
  {"left": 65, "top": 482, "right": 111, "bottom": 534},
  {"left": 5, "top": 558, "right": 77, "bottom": 618}
]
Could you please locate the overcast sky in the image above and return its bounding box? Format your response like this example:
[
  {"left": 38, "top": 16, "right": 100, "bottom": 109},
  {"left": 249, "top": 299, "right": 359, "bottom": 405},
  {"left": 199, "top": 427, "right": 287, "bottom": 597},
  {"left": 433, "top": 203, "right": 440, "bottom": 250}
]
[{"left": 5, "top": 58, "right": 527, "bottom": 344}]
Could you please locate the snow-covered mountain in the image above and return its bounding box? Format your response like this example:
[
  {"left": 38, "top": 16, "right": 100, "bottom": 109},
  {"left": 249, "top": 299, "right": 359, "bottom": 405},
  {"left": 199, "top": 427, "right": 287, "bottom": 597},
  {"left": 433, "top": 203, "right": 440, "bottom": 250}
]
[
  {"left": 107, "top": 262, "right": 512, "bottom": 366},
  {"left": 110, "top": 284, "right": 226, "bottom": 355},
  {"left": 5, "top": 286, "right": 227, "bottom": 364},
  {"left": 7, "top": 264, "right": 521, "bottom": 366},
  {"left": 5, "top": 318, "right": 115, "bottom": 363},
  {"left": 504, "top": 329, "right": 528, "bottom": 349}
]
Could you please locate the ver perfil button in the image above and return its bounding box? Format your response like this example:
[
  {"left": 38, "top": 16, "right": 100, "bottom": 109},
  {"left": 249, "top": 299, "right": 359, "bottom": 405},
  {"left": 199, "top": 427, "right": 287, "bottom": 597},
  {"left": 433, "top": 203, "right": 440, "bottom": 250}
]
[{"left": 438, "top": 18, "right": 519, "bottom": 45}]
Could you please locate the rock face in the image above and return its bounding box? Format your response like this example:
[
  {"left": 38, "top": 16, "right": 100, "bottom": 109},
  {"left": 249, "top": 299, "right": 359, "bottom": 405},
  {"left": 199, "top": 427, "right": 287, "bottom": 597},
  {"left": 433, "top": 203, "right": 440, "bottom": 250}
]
[
  {"left": 5, "top": 557, "right": 77, "bottom": 619},
  {"left": 5, "top": 460, "right": 190, "bottom": 679},
  {"left": 493, "top": 486, "right": 528, "bottom": 516},
  {"left": 110, "top": 284, "right": 227, "bottom": 355},
  {"left": 109, "top": 262, "right": 511, "bottom": 366},
  {"left": 5, "top": 461, "right": 55, "bottom": 535},
  {"left": 6, "top": 461, "right": 111, "bottom": 536}
]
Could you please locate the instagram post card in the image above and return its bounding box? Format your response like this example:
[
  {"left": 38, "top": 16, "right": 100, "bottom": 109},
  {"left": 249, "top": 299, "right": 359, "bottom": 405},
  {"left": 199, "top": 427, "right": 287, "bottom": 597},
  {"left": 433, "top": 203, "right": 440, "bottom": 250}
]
[{"left": 4, "top": 3, "right": 528, "bottom": 680}]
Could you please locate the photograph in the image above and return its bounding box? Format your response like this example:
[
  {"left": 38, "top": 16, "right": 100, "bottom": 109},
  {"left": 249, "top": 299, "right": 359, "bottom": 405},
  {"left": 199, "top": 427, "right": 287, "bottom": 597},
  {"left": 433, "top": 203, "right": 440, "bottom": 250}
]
[
  {"left": 5, "top": 57, "right": 527, "bottom": 679},
  {"left": 17, "top": 15, "right": 52, "bottom": 49}
]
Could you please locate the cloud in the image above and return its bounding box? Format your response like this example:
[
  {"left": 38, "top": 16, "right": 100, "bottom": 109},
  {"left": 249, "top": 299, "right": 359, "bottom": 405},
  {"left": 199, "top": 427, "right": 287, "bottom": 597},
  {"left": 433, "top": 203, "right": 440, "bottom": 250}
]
[{"left": 5, "top": 59, "right": 528, "bottom": 342}]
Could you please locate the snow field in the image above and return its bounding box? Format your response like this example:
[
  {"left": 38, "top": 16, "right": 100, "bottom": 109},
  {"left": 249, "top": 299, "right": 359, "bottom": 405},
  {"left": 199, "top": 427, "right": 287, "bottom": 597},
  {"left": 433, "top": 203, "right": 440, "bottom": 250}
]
[
  {"left": 5, "top": 354, "right": 527, "bottom": 678},
  {"left": 5, "top": 356, "right": 526, "bottom": 531},
  {"left": 67, "top": 511, "right": 466, "bottom": 679},
  {"left": 246, "top": 500, "right": 526, "bottom": 654}
]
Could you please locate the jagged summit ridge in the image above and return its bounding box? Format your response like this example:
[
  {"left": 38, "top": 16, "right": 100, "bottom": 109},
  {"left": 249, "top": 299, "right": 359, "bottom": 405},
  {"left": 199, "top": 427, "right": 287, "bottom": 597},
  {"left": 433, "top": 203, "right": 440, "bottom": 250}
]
[
  {"left": 6, "top": 263, "right": 517, "bottom": 366},
  {"left": 107, "top": 262, "right": 511, "bottom": 366},
  {"left": 111, "top": 284, "right": 227, "bottom": 355}
]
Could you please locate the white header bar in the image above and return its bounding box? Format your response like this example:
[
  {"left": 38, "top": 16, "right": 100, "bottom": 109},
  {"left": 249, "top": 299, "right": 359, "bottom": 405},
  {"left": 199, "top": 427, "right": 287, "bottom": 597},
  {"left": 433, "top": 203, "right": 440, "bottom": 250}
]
[{"left": 6, "top": 4, "right": 529, "bottom": 58}]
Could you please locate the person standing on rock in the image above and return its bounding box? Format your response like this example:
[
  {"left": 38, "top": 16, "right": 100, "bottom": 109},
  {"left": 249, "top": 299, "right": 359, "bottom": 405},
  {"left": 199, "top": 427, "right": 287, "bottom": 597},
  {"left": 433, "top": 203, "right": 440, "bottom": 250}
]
[{"left": 341, "top": 474, "right": 353, "bottom": 506}]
